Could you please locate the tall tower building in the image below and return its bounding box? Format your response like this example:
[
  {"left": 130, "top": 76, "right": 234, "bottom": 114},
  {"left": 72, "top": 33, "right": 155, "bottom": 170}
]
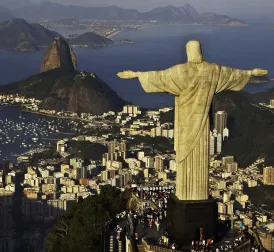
[
  {"left": 209, "top": 131, "right": 215, "bottom": 156},
  {"left": 214, "top": 111, "right": 227, "bottom": 135},
  {"left": 108, "top": 141, "right": 117, "bottom": 153},
  {"left": 223, "top": 128, "right": 229, "bottom": 141},
  {"left": 119, "top": 141, "right": 126, "bottom": 152},
  {"left": 108, "top": 141, "right": 126, "bottom": 154},
  {"left": 217, "top": 133, "right": 222, "bottom": 154}
]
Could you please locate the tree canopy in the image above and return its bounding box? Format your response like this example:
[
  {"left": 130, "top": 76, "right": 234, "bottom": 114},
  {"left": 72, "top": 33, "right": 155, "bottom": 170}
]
[
  {"left": 46, "top": 185, "right": 128, "bottom": 252},
  {"left": 67, "top": 140, "right": 107, "bottom": 160}
]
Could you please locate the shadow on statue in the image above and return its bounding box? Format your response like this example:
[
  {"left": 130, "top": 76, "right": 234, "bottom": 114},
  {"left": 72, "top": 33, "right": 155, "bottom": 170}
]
[{"left": 166, "top": 194, "right": 218, "bottom": 246}]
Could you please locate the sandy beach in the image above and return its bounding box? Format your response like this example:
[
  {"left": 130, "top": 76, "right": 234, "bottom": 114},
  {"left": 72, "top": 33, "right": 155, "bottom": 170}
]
[
  {"left": 106, "top": 25, "right": 153, "bottom": 38},
  {"left": 107, "top": 30, "right": 123, "bottom": 38}
]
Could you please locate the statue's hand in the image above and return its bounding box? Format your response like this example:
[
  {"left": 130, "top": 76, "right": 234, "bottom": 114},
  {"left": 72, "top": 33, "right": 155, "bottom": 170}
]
[
  {"left": 117, "top": 70, "right": 138, "bottom": 79},
  {"left": 252, "top": 68, "right": 268, "bottom": 76}
]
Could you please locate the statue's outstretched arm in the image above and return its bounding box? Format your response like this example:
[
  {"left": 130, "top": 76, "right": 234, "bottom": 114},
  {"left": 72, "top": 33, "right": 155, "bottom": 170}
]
[
  {"left": 251, "top": 68, "right": 268, "bottom": 77},
  {"left": 117, "top": 66, "right": 182, "bottom": 95},
  {"left": 117, "top": 70, "right": 138, "bottom": 79}
]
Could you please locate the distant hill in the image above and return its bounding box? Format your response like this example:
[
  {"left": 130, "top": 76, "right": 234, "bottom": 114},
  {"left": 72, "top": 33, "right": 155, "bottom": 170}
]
[
  {"left": 0, "top": 69, "right": 126, "bottom": 114},
  {"left": 253, "top": 84, "right": 274, "bottom": 104},
  {"left": 0, "top": 37, "right": 126, "bottom": 114},
  {"left": 160, "top": 90, "right": 274, "bottom": 167},
  {"left": 197, "top": 12, "right": 247, "bottom": 26},
  {"left": 0, "top": 18, "right": 114, "bottom": 51},
  {"left": 0, "top": 18, "right": 60, "bottom": 51},
  {"left": 10, "top": 2, "right": 246, "bottom": 26},
  {"left": 69, "top": 32, "right": 113, "bottom": 47}
]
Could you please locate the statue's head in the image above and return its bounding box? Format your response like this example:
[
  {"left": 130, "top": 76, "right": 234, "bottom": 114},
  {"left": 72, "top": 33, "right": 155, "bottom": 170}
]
[{"left": 186, "top": 40, "right": 203, "bottom": 64}]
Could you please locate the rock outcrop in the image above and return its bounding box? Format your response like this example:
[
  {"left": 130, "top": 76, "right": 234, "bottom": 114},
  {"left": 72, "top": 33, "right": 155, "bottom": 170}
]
[
  {"left": 0, "top": 35, "right": 127, "bottom": 114},
  {"left": 0, "top": 70, "right": 127, "bottom": 115},
  {"left": 40, "top": 37, "right": 77, "bottom": 73}
]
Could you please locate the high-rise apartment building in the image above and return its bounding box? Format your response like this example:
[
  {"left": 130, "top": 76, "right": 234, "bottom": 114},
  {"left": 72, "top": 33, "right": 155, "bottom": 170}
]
[
  {"left": 263, "top": 167, "right": 274, "bottom": 185},
  {"left": 154, "top": 156, "right": 165, "bottom": 172},
  {"left": 169, "top": 159, "right": 176, "bottom": 171},
  {"left": 119, "top": 141, "right": 126, "bottom": 152},
  {"left": 108, "top": 141, "right": 117, "bottom": 153},
  {"left": 214, "top": 111, "right": 227, "bottom": 135},
  {"left": 217, "top": 133, "right": 222, "bottom": 153},
  {"left": 142, "top": 156, "right": 154, "bottom": 168},
  {"left": 122, "top": 105, "right": 141, "bottom": 115},
  {"left": 209, "top": 132, "right": 215, "bottom": 156},
  {"left": 108, "top": 141, "right": 126, "bottom": 154},
  {"left": 223, "top": 128, "right": 229, "bottom": 140}
]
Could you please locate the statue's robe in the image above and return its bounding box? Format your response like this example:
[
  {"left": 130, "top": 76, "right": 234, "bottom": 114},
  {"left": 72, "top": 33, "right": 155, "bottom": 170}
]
[{"left": 138, "top": 61, "right": 251, "bottom": 200}]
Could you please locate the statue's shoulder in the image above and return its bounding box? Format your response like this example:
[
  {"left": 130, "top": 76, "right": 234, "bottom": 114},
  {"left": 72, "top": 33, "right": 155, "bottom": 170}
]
[
  {"left": 171, "top": 63, "right": 191, "bottom": 71},
  {"left": 172, "top": 63, "right": 187, "bottom": 68},
  {"left": 203, "top": 61, "right": 221, "bottom": 71}
]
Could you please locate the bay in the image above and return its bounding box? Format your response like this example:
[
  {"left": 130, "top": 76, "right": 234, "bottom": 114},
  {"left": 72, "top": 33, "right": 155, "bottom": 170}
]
[
  {"left": 0, "top": 106, "right": 82, "bottom": 163},
  {"left": 0, "top": 24, "right": 273, "bottom": 108},
  {"left": 0, "top": 23, "right": 273, "bottom": 161}
]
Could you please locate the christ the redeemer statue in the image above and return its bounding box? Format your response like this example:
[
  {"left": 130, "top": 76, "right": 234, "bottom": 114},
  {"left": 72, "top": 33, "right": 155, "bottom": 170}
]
[{"left": 117, "top": 40, "right": 268, "bottom": 201}]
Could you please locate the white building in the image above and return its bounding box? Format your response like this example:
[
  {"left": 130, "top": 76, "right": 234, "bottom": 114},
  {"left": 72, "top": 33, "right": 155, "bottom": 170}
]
[
  {"left": 217, "top": 133, "right": 222, "bottom": 153},
  {"left": 209, "top": 131, "right": 215, "bottom": 156}
]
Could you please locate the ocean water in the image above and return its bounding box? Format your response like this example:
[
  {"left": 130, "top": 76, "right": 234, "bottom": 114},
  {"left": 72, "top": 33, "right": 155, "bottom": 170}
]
[
  {"left": 0, "top": 106, "right": 83, "bottom": 162},
  {"left": 0, "top": 24, "right": 273, "bottom": 108}
]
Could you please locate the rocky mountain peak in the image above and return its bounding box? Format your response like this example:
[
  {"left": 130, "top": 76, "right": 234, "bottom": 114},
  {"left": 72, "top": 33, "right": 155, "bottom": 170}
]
[
  {"left": 182, "top": 3, "right": 199, "bottom": 18},
  {"left": 40, "top": 36, "right": 77, "bottom": 73}
]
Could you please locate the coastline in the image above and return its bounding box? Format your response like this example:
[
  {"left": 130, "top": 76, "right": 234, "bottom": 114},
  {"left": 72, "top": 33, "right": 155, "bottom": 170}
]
[
  {"left": 107, "top": 30, "right": 123, "bottom": 38},
  {"left": 106, "top": 25, "right": 153, "bottom": 39},
  {"left": 21, "top": 108, "right": 108, "bottom": 124},
  {"left": 22, "top": 108, "right": 83, "bottom": 121}
]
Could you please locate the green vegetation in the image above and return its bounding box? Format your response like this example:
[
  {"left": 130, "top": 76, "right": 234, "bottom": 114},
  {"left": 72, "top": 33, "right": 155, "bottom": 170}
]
[
  {"left": 0, "top": 18, "right": 58, "bottom": 51},
  {"left": 159, "top": 91, "right": 274, "bottom": 167},
  {"left": 245, "top": 184, "right": 274, "bottom": 209},
  {"left": 46, "top": 185, "right": 128, "bottom": 252},
  {"left": 67, "top": 140, "right": 107, "bottom": 160},
  {"left": 84, "top": 125, "right": 121, "bottom": 137},
  {"left": 126, "top": 135, "right": 174, "bottom": 154},
  {"left": 160, "top": 110, "right": 174, "bottom": 124},
  {"left": 214, "top": 91, "right": 274, "bottom": 167},
  {"left": 69, "top": 32, "right": 113, "bottom": 47},
  {"left": 0, "top": 69, "right": 126, "bottom": 115},
  {"left": 30, "top": 146, "right": 61, "bottom": 164}
]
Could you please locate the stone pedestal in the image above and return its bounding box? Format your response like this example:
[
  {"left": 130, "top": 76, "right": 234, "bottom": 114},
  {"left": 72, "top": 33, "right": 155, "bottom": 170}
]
[{"left": 167, "top": 194, "right": 218, "bottom": 245}]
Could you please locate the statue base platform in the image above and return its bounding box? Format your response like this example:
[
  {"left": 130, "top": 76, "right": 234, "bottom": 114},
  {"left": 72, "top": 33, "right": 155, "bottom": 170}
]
[{"left": 167, "top": 194, "right": 218, "bottom": 246}]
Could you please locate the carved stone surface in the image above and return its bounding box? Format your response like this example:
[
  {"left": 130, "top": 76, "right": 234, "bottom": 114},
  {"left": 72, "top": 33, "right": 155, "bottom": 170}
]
[
  {"left": 117, "top": 39, "right": 268, "bottom": 245},
  {"left": 136, "top": 40, "right": 253, "bottom": 200}
]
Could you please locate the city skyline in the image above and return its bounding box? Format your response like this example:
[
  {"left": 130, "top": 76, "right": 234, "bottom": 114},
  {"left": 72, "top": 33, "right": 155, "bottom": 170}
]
[{"left": 0, "top": 0, "right": 273, "bottom": 250}]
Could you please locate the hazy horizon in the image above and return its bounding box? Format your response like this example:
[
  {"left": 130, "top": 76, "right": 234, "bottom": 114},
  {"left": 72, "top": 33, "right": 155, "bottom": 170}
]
[
  {"left": 28, "top": 0, "right": 274, "bottom": 18},
  {"left": 0, "top": 0, "right": 274, "bottom": 23}
]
